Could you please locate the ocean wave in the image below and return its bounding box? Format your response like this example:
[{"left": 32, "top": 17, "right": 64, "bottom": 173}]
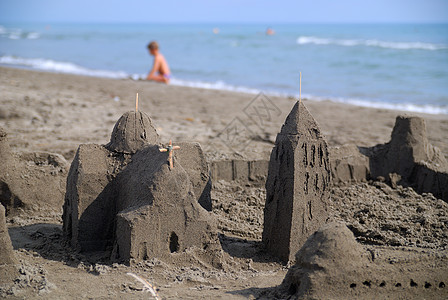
[
  {"left": 170, "top": 78, "right": 260, "bottom": 94},
  {"left": 0, "top": 25, "right": 40, "bottom": 40},
  {"left": 169, "top": 80, "right": 447, "bottom": 114},
  {"left": 26, "top": 32, "right": 40, "bottom": 39},
  {"left": 296, "top": 36, "right": 448, "bottom": 51},
  {"left": 0, "top": 55, "right": 128, "bottom": 78},
  {"left": 307, "top": 95, "right": 448, "bottom": 115}
]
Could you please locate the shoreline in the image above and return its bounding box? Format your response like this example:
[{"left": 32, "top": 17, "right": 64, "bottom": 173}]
[
  {"left": 1, "top": 60, "right": 447, "bottom": 116},
  {"left": 1, "top": 66, "right": 447, "bottom": 161}
]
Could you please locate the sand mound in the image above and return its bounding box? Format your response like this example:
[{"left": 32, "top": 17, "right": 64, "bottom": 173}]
[
  {"left": 0, "top": 127, "right": 68, "bottom": 216},
  {"left": 280, "top": 222, "right": 368, "bottom": 298},
  {"left": 0, "top": 203, "right": 18, "bottom": 285},
  {"left": 277, "top": 219, "right": 448, "bottom": 299},
  {"left": 294, "top": 222, "right": 367, "bottom": 270}
]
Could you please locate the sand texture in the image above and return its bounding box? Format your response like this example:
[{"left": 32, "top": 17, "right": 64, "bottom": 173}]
[{"left": 1, "top": 67, "right": 448, "bottom": 299}]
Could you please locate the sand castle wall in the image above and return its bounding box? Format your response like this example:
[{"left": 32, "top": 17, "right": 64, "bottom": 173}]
[
  {"left": 0, "top": 203, "right": 18, "bottom": 285},
  {"left": 209, "top": 159, "right": 269, "bottom": 183},
  {"left": 175, "top": 142, "right": 212, "bottom": 211},
  {"left": 209, "top": 148, "right": 369, "bottom": 185},
  {"left": 0, "top": 127, "right": 68, "bottom": 216},
  {"left": 209, "top": 116, "right": 448, "bottom": 202},
  {"left": 115, "top": 147, "right": 217, "bottom": 261},
  {"left": 63, "top": 144, "right": 122, "bottom": 251}
]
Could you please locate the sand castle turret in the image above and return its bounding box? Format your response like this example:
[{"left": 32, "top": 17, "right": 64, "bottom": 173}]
[
  {"left": 63, "top": 106, "right": 215, "bottom": 261},
  {"left": 263, "top": 101, "right": 330, "bottom": 263},
  {"left": 107, "top": 111, "right": 159, "bottom": 154},
  {"left": 365, "top": 115, "right": 448, "bottom": 200},
  {"left": 370, "top": 115, "right": 448, "bottom": 179}
]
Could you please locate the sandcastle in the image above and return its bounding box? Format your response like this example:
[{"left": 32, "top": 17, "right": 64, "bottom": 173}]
[
  {"left": 262, "top": 101, "right": 330, "bottom": 263},
  {"left": 363, "top": 115, "right": 448, "bottom": 201},
  {"left": 63, "top": 109, "right": 215, "bottom": 261},
  {"left": 0, "top": 127, "right": 68, "bottom": 216},
  {"left": 0, "top": 203, "right": 17, "bottom": 285}
]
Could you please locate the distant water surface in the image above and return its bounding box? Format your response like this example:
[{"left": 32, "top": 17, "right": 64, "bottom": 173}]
[{"left": 1, "top": 23, "right": 447, "bottom": 114}]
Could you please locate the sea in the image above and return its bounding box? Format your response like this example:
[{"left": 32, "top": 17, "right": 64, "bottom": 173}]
[{"left": 1, "top": 23, "right": 447, "bottom": 114}]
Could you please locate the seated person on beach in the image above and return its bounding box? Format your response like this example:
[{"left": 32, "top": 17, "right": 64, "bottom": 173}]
[{"left": 146, "top": 41, "right": 171, "bottom": 84}]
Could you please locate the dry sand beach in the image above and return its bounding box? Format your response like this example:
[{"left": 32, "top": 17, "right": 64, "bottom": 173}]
[
  {"left": 1, "top": 67, "right": 448, "bottom": 161},
  {"left": 1, "top": 66, "right": 448, "bottom": 299}
]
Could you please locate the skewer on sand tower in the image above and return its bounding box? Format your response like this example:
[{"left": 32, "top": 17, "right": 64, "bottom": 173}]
[
  {"left": 159, "top": 140, "right": 181, "bottom": 169},
  {"left": 262, "top": 81, "right": 330, "bottom": 263},
  {"left": 135, "top": 93, "right": 139, "bottom": 111}
]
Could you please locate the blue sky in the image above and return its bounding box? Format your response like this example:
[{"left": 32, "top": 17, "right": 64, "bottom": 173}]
[{"left": 1, "top": 0, "right": 447, "bottom": 23}]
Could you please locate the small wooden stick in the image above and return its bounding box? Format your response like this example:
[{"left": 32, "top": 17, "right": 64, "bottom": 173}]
[
  {"left": 135, "top": 93, "right": 139, "bottom": 111},
  {"left": 159, "top": 140, "right": 181, "bottom": 169},
  {"left": 299, "top": 72, "right": 302, "bottom": 103}
]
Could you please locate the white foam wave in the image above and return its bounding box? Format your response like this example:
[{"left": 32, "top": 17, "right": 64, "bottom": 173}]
[
  {"left": 297, "top": 36, "right": 448, "bottom": 51},
  {"left": 170, "top": 78, "right": 260, "bottom": 94},
  {"left": 8, "top": 33, "right": 20, "bottom": 40},
  {"left": 0, "top": 55, "right": 128, "bottom": 79},
  {"left": 129, "top": 74, "right": 282, "bottom": 96},
  {"left": 26, "top": 32, "right": 40, "bottom": 39},
  {"left": 306, "top": 95, "right": 448, "bottom": 115},
  {"left": 0, "top": 25, "right": 40, "bottom": 40},
  {"left": 170, "top": 79, "right": 447, "bottom": 114}
]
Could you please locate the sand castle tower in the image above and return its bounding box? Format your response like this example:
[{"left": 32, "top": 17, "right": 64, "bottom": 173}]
[
  {"left": 365, "top": 115, "right": 448, "bottom": 200},
  {"left": 370, "top": 115, "right": 448, "bottom": 179},
  {"left": 107, "top": 111, "right": 159, "bottom": 154},
  {"left": 63, "top": 107, "right": 214, "bottom": 260},
  {"left": 262, "top": 101, "right": 330, "bottom": 263}
]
